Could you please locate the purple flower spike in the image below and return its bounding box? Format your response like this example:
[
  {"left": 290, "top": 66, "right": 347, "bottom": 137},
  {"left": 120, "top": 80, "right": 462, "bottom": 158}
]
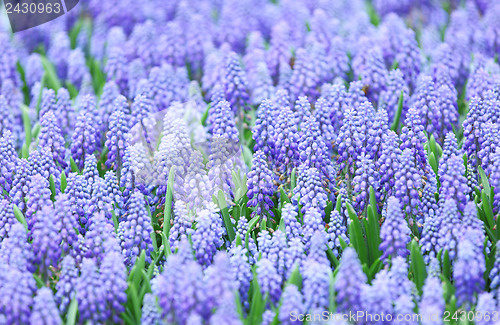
[
  {"left": 327, "top": 210, "right": 349, "bottom": 257},
  {"left": 379, "top": 197, "right": 411, "bottom": 262},
  {"left": 55, "top": 256, "right": 78, "bottom": 314},
  {"left": 246, "top": 150, "right": 275, "bottom": 221},
  {"left": 39, "top": 111, "right": 67, "bottom": 168},
  {"left": 303, "top": 260, "right": 331, "bottom": 310},
  {"left": 352, "top": 153, "right": 380, "bottom": 213},
  {"left": 490, "top": 241, "right": 500, "bottom": 291},
  {"left": 475, "top": 293, "right": 498, "bottom": 325},
  {"left": 224, "top": 51, "right": 250, "bottom": 111},
  {"left": 31, "top": 205, "right": 62, "bottom": 279},
  {"left": 76, "top": 258, "right": 106, "bottom": 323},
  {"left": 0, "top": 268, "right": 36, "bottom": 325},
  {"left": 360, "top": 270, "right": 393, "bottom": 322},
  {"left": 252, "top": 99, "right": 277, "bottom": 158},
  {"left": 70, "top": 111, "right": 97, "bottom": 170},
  {"left": 352, "top": 43, "right": 387, "bottom": 103},
  {"left": 100, "top": 250, "right": 128, "bottom": 323},
  {"left": 437, "top": 199, "right": 462, "bottom": 260},
  {"left": 275, "top": 106, "right": 300, "bottom": 178},
  {"left": 379, "top": 69, "right": 409, "bottom": 122},
  {"left": 400, "top": 107, "right": 428, "bottom": 172},
  {"left": 192, "top": 204, "right": 223, "bottom": 266},
  {"left": 419, "top": 276, "right": 445, "bottom": 325},
  {"left": 394, "top": 148, "right": 423, "bottom": 216},
  {"left": 335, "top": 247, "right": 367, "bottom": 314},
  {"left": 439, "top": 155, "right": 468, "bottom": 212},
  {"left": 256, "top": 258, "right": 282, "bottom": 304},
  {"left": 30, "top": 287, "right": 62, "bottom": 325},
  {"left": 118, "top": 190, "right": 154, "bottom": 266},
  {"left": 281, "top": 203, "right": 302, "bottom": 240},
  {"left": 377, "top": 130, "right": 402, "bottom": 198},
  {"left": 26, "top": 174, "right": 52, "bottom": 232},
  {"left": 288, "top": 48, "right": 319, "bottom": 101},
  {"left": 293, "top": 165, "right": 328, "bottom": 216},
  {"left": 279, "top": 284, "right": 304, "bottom": 325},
  {"left": 454, "top": 236, "right": 485, "bottom": 308},
  {"left": 229, "top": 244, "right": 252, "bottom": 306},
  {"left": 462, "top": 97, "right": 485, "bottom": 166},
  {"left": 105, "top": 109, "right": 129, "bottom": 170},
  {"left": 0, "top": 130, "right": 16, "bottom": 194}
]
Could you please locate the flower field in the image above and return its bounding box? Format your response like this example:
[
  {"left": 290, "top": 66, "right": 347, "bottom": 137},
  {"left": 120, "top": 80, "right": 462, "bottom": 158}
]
[{"left": 0, "top": 0, "right": 499, "bottom": 324}]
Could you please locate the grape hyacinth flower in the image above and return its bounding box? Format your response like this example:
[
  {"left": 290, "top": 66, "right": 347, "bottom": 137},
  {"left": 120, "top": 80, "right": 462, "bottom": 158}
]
[
  {"left": 489, "top": 241, "right": 500, "bottom": 291},
  {"left": 302, "top": 260, "right": 331, "bottom": 310},
  {"left": 288, "top": 48, "right": 320, "bottom": 101},
  {"left": 377, "top": 130, "right": 402, "bottom": 197},
  {"left": 100, "top": 250, "right": 128, "bottom": 323},
  {"left": 327, "top": 210, "right": 349, "bottom": 257},
  {"left": 224, "top": 51, "right": 250, "bottom": 111},
  {"left": 439, "top": 155, "right": 468, "bottom": 211},
  {"left": 256, "top": 258, "right": 282, "bottom": 304},
  {"left": 55, "top": 256, "right": 78, "bottom": 314},
  {"left": 379, "top": 69, "right": 409, "bottom": 122},
  {"left": 419, "top": 276, "right": 445, "bottom": 325},
  {"left": 246, "top": 150, "right": 275, "bottom": 222},
  {"left": 31, "top": 206, "right": 62, "bottom": 279},
  {"left": 394, "top": 148, "right": 423, "bottom": 216},
  {"left": 437, "top": 199, "right": 462, "bottom": 260},
  {"left": 279, "top": 284, "right": 304, "bottom": 325},
  {"left": 454, "top": 236, "right": 485, "bottom": 307},
  {"left": 379, "top": 197, "right": 411, "bottom": 262},
  {"left": 352, "top": 44, "right": 387, "bottom": 103},
  {"left": 29, "top": 288, "right": 62, "bottom": 325},
  {"left": 105, "top": 109, "right": 129, "bottom": 170},
  {"left": 475, "top": 293, "right": 498, "bottom": 325},
  {"left": 0, "top": 268, "right": 36, "bottom": 325},
  {"left": 293, "top": 165, "right": 328, "bottom": 216},
  {"left": 39, "top": 88, "right": 57, "bottom": 120},
  {"left": 25, "top": 174, "right": 52, "bottom": 232},
  {"left": 335, "top": 248, "right": 367, "bottom": 313},
  {"left": 141, "top": 293, "right": 161, "bottom": 325},
  {"left": 38, "top": 111, "right": 67, "bottom": 168},
  {"left": 400, "top": 107, "right": 428, "bottom": 171},
  {"left": 70, "top": 111, "right": 98, "bottom": 170},
  {"left": 118, "top": 190, "right": 154, "bottom": 266},
  {"left": 76, "top": 258, "right": 106, "bottom": 323},
  {"left": 252, "top": 99, "right": 276, "bottom": 158},
  {"left": 0, "top": 130, "right": 15, "bottom": 194},
  {"left": 229, "top": 245, "right": 252, "bottom": 306},
  {"left": 281, "top": 203, "right": 302, "bottom": 240},
  {"left": 352, "top": 153, "right": 380, "bottom": 213},
  {"left": 462, "top": 97, "right": 483, "bottom": 166},
  {"left": 192, "top": 206, "right": 223, "bottom": 266},
  {"left": 0, "top": 200, "right": 16, "bottom": 241},
  {"left": 274, "top": 106, "right": 300, "bottom": 178},
  {"left": 360, "top": 270, "right": 394, "bottom": 323}
]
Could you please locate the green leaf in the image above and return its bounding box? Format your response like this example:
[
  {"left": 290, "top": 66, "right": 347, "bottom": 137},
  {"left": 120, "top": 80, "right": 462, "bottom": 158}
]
[
  {"left": 242, "top": 146, "right": 253, "bottom": 168},
  {"left": 65, "top": 297, "right": 78, "bottom": 325},
  {"left": 290, "top": 168, "right": 297, "bottom": 191},
  {"left": 21, "top": 105, "right": 32, "bottom": 157},
  {"left": 235, "top": 234, "right": 243, "bottom": 247},
  {"left": 33, "top": 274, "right": 45, "bottom": 288},
  {"left": 339, "top": 237, "right": 348, "bottom": 250},
  {"left": 69, "top": 157, "right": 79, "bottom": 173},
  {"left": 127, "top": 282, "right": 142, "bottom": 322},
  {"left": 347, "top": 203, "right": 368, "bottom": 265},
  {"left": 335, "top": 193, "right": 342, "bottom": 213},
  {"left": 442, "top": 250, "right": 451, "bottom": 279},
  {"left": 366, "top": 205, "right": 381, "bottom": 265},
  {"left": 60, "top": 171, "right": 67, "bottom": 193},
  {"left": 410, "top": 239, "right": 427, "bottom": 295},
  {"left": 49, "top": 174, "right": 57, "bottom": 201},
  {"left": 13, "top": 205, "right": 28, "bottom": 231},
  {"left": 163, "top": 167, "right": 175, "bottom": 238},
  {"left": 40, "top": 56, "right": 62, "bottom": 90},
  {"left": 478, "top": 166, "right": 491, "bottom": 197},
  {"left": 390, "top": 91, "right": 404, "bottom": 131},
  {"left": 280, "top": 187, "right": 291, "bottom": 205},
  {"left": 201, "top": 104, "right": 210, "bottom": 126},
  {"left": 248, "top": 269, "right": 266, "bottom": 325},
  {"left": 326, "top": 246, "right": 340, "bottom": 268},
  {"left": 218, "top": 190, "right": 236, "bottom": 242},
  {"left": 245, "top": 216, "right": 259, "bottom": 252},
  {"left": 286, "top": 264, "right": 302, "bottom": 290},
  {"left": 481, "top": 190, "right": 496, "bottom": 232},
  {"left": 428, "top": 152, "right": 438, "bottom": 177}
]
